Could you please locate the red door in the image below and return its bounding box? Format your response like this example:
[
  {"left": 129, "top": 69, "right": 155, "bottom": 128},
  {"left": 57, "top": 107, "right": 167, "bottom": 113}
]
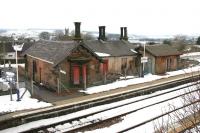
[{"left": 73, "top": 66, "right": 80, "bottom": 85}]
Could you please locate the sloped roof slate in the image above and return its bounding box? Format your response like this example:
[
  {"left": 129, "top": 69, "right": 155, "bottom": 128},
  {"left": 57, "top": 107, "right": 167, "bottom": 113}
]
[
  {"left": 24, "top": 40, "right": 138, "bottom": 66},
  {"left": 145, "top": 44, "right": 181, "bottom": 57},
  {"left": 24, "top": 40, "right": 77, "bottom": 64},
  {"left": 84, "top": 40, "right": 138, "bottom": 57}
]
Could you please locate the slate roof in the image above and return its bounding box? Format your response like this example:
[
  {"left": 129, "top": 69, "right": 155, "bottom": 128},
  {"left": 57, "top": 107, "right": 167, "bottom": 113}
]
[
  {"left": 24, "top": 40, "right": 79, "bottom": 64},
  {"left": 24, "top": 40, "right": 138, "bottom": 67},
  {"left": 84, "top": 40, "right": 138, "bottom": 57},
  {"left": 145, "top": 44, "right": 181, "bottom": 57}
]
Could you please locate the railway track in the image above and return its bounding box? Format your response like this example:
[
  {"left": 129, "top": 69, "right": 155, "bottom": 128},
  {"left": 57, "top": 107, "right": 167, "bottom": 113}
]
[
  {"left": 116, "top": 100, "right": 200, "bottom": 133},
  {"left": 0, "top": 74, "right": 200, "bottom": 131},
  {"left": 10, "top": 82, "right": 200, "bottom": 132}
]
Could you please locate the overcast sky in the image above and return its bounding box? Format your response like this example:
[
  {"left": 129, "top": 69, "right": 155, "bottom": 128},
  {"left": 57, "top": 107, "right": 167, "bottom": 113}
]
[{"left": 0, "top": 0, "right": 200, "bottom": 36}]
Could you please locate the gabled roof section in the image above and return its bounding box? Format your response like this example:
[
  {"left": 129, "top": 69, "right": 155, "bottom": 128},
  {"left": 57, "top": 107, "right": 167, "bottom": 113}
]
[
  {"left": 138, "top": 44, "right": 181, "bottom": 57},
  {"left": 83, "top": 40, "right": 138, "bottom": 57},
  {"left": 24, "top": 40, "right": 78, "bottom": 65},
  {"left": 23, "top": 40, "right": 102, "bottom": 67}
]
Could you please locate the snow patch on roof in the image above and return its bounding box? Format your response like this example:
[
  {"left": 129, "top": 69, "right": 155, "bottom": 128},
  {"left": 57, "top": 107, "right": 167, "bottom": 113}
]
[
  {"left": 95, "top": 52, "right": 110, "bottom": 57},
  {"left": 130, "top": 49, "right": 137, "bottom": 53}
]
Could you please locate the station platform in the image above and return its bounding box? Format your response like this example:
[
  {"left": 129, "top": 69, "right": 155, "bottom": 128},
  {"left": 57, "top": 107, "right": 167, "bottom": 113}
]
[
  {"left": 0, "top": 71, "right": 199, "bottom": 123},
  {"left": 23, "top": 71, "right": 200, "bottom": 105}
]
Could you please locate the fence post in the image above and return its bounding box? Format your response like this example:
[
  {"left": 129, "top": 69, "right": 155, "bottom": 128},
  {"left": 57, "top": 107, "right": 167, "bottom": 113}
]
[
  {"left": 57, "top": 78, "right": 60, "bottom": 94},
  {"left": 10, "top": 83, "right": 13, "bottom": 101},
  {"left": 31, "top": 80, "right": 34, "bottom": 97},
  {"left": 104, "top": 71, "right": 107, "bottom": 84}
]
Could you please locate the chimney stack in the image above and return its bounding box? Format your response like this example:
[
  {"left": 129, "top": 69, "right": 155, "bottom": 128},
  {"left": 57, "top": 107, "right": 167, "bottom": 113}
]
[
  {"left": 119, "top": 27, "right": 128, "bottom": 41},
  {"left": 120, "top": 27, "right": 124, "bottom": 40},
  {"left": 123, "top": 27, "right": 128, "bottom": 41},
  {"left": 74, "top": 22, "right": 82, "bottom": 40},
  {"left": 98, "top": 26, "right": 106, "bottom": 41}
]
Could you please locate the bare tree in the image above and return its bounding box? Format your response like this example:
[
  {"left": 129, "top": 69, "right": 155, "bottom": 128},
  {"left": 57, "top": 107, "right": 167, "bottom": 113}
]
[
  {"left": 153, "top": 81, "right": 200, "bottom": 133},
  {"left": 171, "top": 35, "right": 188, "bottom": 52},
  {"left": 54, "top": 30, "right": 64, "bottom": 40}
]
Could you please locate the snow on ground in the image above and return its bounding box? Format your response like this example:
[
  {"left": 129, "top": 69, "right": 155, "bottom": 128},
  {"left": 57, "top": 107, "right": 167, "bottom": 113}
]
[
  {"left": 95, "top": 52, "right": 110, "bottom": 57},
  {"left": 181, "top": 52, "right": 200, "bottom": 58},
  {"left": 0, "top": 83, "right": 196, "bottom": 133},
  {"left": 0, "top": 63, "right": 25, "bottom": 68},
  {"left": 81, "top": 74, "right": 162, "bottom": 94},
  {"left": 119, "top": 76, "right": 135, "bottom": 80},
  {"left": 5, "top": 72, "right": 14, "bottom": 77},
  {"left": 82, "top": 66, "right": 200, "bottom": 94},
  {"left": 181, "top": 52, "right": 200, "bottom": 62},
  {"left": 0, "top": 88, "right": 52, "bottom": 113},
  {"left": 81, "top": 52, "right": 200, "bottom": 94},
  {"left": 0, "top": 65, "right": 51, "bottom": 113},
  {"left": 0, "top": 72, "right": 15, "bottom": 91},
  {"left": 0, "top": 78, "right": 9, "bottom": 91}
]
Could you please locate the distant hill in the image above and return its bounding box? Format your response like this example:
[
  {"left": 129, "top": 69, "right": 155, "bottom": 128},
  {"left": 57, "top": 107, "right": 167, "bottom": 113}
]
[
  {"left": 0, "top": 29, "right": 198, "bottom": 44},
  {"left": 0, "top": 29, "right": 7, "bottom": 34}
]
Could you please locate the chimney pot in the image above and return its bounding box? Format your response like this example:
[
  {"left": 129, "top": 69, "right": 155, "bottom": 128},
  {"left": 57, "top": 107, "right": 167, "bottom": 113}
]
[
  {"left": 74, "top": 22, "right": 82, "bottom": 40},
  {"left": 123, "top": 27, "right": 128, "bottom": 41},
  {"left": 98, "top": 26, "right": 106, "bottom": 41},
  {"left": 120, "top": 27, "right": 124, "bottom": 40}
]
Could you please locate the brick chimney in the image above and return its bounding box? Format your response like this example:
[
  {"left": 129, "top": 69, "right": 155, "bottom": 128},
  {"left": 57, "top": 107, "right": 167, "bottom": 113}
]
[
  {"left": 120, "top": 27, "right": 124, "bottom": 40},
  {"left": 74, "top": 22, "right": 82, "bottom": 40},
  {"left": 98, "top": 26, "right": 106, "bottom": 41},
  {"left": 123, "top": 27, "right": 128, "bottom": 41}
]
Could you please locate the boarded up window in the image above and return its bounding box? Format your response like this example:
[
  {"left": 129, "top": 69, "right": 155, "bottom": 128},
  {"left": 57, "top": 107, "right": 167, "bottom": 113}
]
[{"left": 73, "top": 66, "right": 80, "bottom": 85}]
